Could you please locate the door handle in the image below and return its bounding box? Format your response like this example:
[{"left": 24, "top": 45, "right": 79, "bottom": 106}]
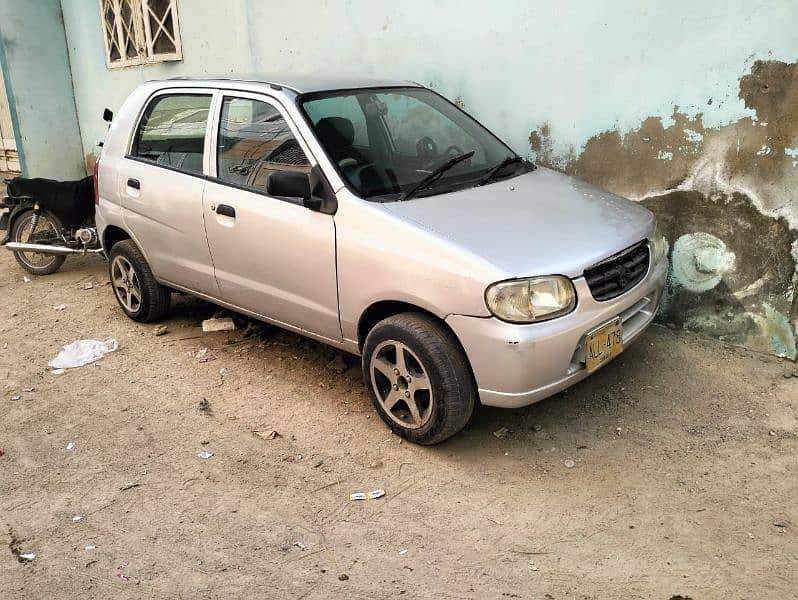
[
  {"left": 216, "top": 204, "right": 236, "bottom": 218},
  {"left": 127, "top": 178, "right": 140, "bottom": 190}
]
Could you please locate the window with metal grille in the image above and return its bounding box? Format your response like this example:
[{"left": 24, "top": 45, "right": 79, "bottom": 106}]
[{"left": 99, "top": 0, "right": 182, "bottom": 69}]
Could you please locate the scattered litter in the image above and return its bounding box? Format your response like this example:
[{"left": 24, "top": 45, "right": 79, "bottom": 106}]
[
  {"left": 0, "top": 449, "right": 4, "bottom": 457},
  {"left": 198, "top": 398, "right": 213, "bottom": 415},
  {"left": 338, "top": 573, "right": 349, "bottom": 581},
  {"left": 294, "top": 541, "right": 306, "bottom": 551},
  {"left": 22, "top": 276, "right": 31, "bottom": 283},
  {"left": 19, "top": 553, "right": 36, "bottom": 561},
  {"left": 66, "top": 441, "right": 76, "bottom": 451},
  {"left": 327, "top": 353, "right": 348, "bottom": 374},
  {"left": 10, "top": 394, "right": 20, "bottom": 401},
  {"left": 195, "top": 347, "right": 214, "bottom": 362},
  {"left": 72, "top": 515, "right": 84, "bottom": 522},
  {"left": 51, "top": 369, "right": 65, "bottom": 375},
  {"left": 769, "top": 430, "right": 776, "bottom": 437},
  {"left": 153, "top": 325, "right": 168, "bottom": 337},
  {"left": 564, "top": 459, "right": 575, "bottom": 468},
  {"left": 252, "top": 429, "right": 280, "bottom": 440},
  {"left": 493, "top": 427, "right": 509, "bottom": 439},
  {"left": 202, "top": 317, "right": 236, "bottom": 333},
  {"left": 774, "top": 522, "right": 787, "bottom": 529},
  {"left": 119, "top": 481, "right": 141, "bottom": 491},
  {"left": 84, "top": 545, "right": 96, "bottom": 551},
  {"left": 615, "top": 427, "right": 622, "bottom": 436},
  {"left": 350, "top": 489, "right": 386, "bottom": 501},
  {"left": 48, "top": 339, "right": 118, "bottom": 369},
  {"left": 53, "top": 304, "right": 66, "bottom": 311},
  {"left": 84, "top": 282, "right": 94, "bottom": 290},
  {"left": 197, "top": 451, "right": 214, "bottom": 459},
  {"left": 527, "top": 560, "right": 539, "bottom": 572},
  {"left": 369, "top": 460, "right": 384, "bottom": 469},
  {"left": 398, "top": 549, "right": 408, "bottom": 555},
  {"left": 313, "top": 459, "right": 324, "bottom": 468},
  {"left": 117, "top": 563, "right": 130, "bottom": 582},
  {"left": 22, "top": 387, "right": 34, "bottom": 392}
]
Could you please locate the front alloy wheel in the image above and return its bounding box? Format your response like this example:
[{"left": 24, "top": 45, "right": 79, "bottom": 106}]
[
  {"left": 362, "top": 312, "right": 476, "bottom": 445},
  {"left": 370, "top": 340, "right": 434, "bottom": 429}
]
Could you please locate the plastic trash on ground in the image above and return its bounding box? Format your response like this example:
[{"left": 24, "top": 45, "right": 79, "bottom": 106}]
[
  {"left": 48, "top": 339, "right": 118, "bottom": 369},
  {"left": 350, "top": 489, "right": 386, "bottom": 501}
]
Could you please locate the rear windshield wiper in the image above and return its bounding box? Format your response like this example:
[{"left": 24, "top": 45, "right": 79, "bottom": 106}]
[
  {"left": 401, "top": 150, "right": 475, "bottom": 201},
  {"left": 478, "top": 155, "right": 525, "bottom": 186}
]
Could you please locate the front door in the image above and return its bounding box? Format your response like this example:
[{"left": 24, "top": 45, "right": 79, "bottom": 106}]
[
  {"left": 120, "top": 90, "right": 218, "bottom": 296},
  {"left": 203, "top": 92, "right": 340, "bottom": 342}
]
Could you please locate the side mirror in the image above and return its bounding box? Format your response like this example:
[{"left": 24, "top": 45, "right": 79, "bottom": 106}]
[
  {"left": 103, "top": 108, "right": 114, "bottom": 122},
  {"left": 267, "top": 171, "right": 311, "bottom": 201}
]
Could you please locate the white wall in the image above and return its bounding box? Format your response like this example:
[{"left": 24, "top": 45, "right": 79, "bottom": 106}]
[{"left": 62, "top": 0, "right": 798, "bottom": 161}]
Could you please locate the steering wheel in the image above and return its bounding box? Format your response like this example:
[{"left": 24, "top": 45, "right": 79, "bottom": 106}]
[{"left": 416, "top": 136, "right": 437, "bottom": 162}]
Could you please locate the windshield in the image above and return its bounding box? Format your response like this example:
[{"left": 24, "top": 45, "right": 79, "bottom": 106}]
[{"left": 299, "top": 87, "right": 521, "bottom": 200}]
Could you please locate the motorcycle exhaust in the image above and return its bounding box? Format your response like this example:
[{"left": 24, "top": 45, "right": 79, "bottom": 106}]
[{"left": 4, "top": 242, "right": 103, "bottom": 255}]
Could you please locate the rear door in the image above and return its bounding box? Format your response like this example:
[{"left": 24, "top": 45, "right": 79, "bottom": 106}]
[
  {"left": 120, "top": 89, "right": 218, "bottom": 296},
  {"left": 203, "top": 91, "right": 340, "bottom": 342}
]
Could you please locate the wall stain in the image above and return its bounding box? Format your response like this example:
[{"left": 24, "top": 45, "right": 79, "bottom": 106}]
[{"left": 529, "top": 59, "right": 798, "bottom": 359}]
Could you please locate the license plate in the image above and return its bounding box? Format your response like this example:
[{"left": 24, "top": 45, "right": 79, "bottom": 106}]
[{"left": 584, "top": 318, "right": 623, "bottom": 373}]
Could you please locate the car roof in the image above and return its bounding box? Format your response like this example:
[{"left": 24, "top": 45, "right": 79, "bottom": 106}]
[{"left": 158, "top": 73, "right": 420, "bottom": 94}]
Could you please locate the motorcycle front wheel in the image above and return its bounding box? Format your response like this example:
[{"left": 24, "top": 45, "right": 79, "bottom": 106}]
[{"left": 10, "top": 209, "right": 67, "bottom": 275}]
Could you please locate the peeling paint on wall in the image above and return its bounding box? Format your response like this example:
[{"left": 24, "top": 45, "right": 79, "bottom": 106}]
[{"left": 529, "top": 59, "right": 798, "bottom": 359}]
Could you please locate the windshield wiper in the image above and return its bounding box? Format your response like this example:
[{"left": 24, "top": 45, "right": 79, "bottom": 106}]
[
  {"left": 478, "top": 155, "right": 525, "bottom": 186},
  {"left": 400, "top": 150, "right": 476, "bottom": 201}
]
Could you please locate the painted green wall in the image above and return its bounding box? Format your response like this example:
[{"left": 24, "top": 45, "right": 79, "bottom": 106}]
[{"left": 0, "top": 0, "right": 83, "bottom": 178}]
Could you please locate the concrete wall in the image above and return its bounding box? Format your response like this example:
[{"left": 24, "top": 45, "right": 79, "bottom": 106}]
[
  {"left": 60, "top": 0, "right": 798, "bottom": 357},
  {"left": 0, "top": 0, "right": 83, "bottom": 179}
]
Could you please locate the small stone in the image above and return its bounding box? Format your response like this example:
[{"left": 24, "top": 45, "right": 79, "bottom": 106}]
[
  {"left": 338, "top": 573, "right": 349, "bottom": 581},
  {"left": 202, "top": 317, "right": 236, "bottom": 333},
  {"left": 532, "top": 424, "right": 542, "bottom": 432},
  {"left": 769, "top": 430, "right": 776, "bottom": 436},
  {"left": 564, "top": 459, "right": 575, "bottom": 468},
  {"left": 493, "top": 427, "right": 509, "bottom": 439},
  {"left": 153, "top": 325, "right": 168, "bottom": 336}
]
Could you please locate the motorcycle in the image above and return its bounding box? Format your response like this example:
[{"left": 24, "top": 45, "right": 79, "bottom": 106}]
[{"left": 0, "top": 175, "right": 103, "bottom": 275}]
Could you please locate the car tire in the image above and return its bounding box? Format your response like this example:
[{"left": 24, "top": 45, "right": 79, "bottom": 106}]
[
  {"left": 109, "top": 239, "right": 170, "bottom": 322},
  {"left": 362, "top": 312, "right": 476, "bottom": 445},
  {"left": 10, "top": 209, "right": 67, "bottom": 275}
]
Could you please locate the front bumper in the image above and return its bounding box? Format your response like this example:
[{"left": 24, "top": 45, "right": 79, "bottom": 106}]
[{"left": 446, "top": 257, "right": 668, "bottom": 408}]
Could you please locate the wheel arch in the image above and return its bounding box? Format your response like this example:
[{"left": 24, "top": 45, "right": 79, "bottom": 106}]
[
  {"left": 356, "top": 300, "right": 472, "bottom": 366},
  {"left": 102, "top": 225, "right": 132, "bottom": 253}
]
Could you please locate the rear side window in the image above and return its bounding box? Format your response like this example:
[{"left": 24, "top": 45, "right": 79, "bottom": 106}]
[
  {"left": 216, "top": 96, "right": 310, "bottom": 193},
  {"left": 132, "top": 94, "right": 211, "bottom": 175}
]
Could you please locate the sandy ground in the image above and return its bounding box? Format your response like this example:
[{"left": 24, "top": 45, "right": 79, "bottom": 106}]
[{"left": 0, "top": 250, "right": 796, "bottom": 599}]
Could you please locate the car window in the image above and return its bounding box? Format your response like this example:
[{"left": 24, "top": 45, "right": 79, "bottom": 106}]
[
  {"left": 216, "top": 96, "right": 310, "bottom": 193},
  {"left": 301, "top": 88, "right": 516, "bottom": 200},
  {"left": 132, "top": 94, "right": 211, "bottom": 175}
]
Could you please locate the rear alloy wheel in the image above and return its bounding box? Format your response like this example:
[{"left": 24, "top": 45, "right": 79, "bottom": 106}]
[
  {"left": 109, "top": 239, "right": 170, "bottom": 322},
  {"left": 363, "top": 312, "right": 476, "bottom": 445}
]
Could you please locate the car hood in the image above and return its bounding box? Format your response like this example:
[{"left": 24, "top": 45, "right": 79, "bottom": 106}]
[{"left": 379, "top": 166, "right": 655, "bottom": 279}]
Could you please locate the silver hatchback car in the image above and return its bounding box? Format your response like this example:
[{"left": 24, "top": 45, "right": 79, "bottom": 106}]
[{"left": 96, "top": 75, "right": 668, "bottom": 444}]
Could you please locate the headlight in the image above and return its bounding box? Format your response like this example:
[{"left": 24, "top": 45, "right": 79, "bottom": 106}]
[
  {"left": 485, "top": 276, "right": 576, "bottom": 323},
  {"left": 650, "top": 219, "right": 668, "bottom": 264}
]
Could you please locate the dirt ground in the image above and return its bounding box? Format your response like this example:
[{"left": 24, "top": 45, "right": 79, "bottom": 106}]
[{"left": 0, "top": 250, "right": 796, "bottom": 600}]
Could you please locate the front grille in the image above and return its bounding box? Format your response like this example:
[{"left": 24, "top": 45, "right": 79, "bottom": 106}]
[{"left": 584, "top": 241, "right": 650, "bottom": 301}]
